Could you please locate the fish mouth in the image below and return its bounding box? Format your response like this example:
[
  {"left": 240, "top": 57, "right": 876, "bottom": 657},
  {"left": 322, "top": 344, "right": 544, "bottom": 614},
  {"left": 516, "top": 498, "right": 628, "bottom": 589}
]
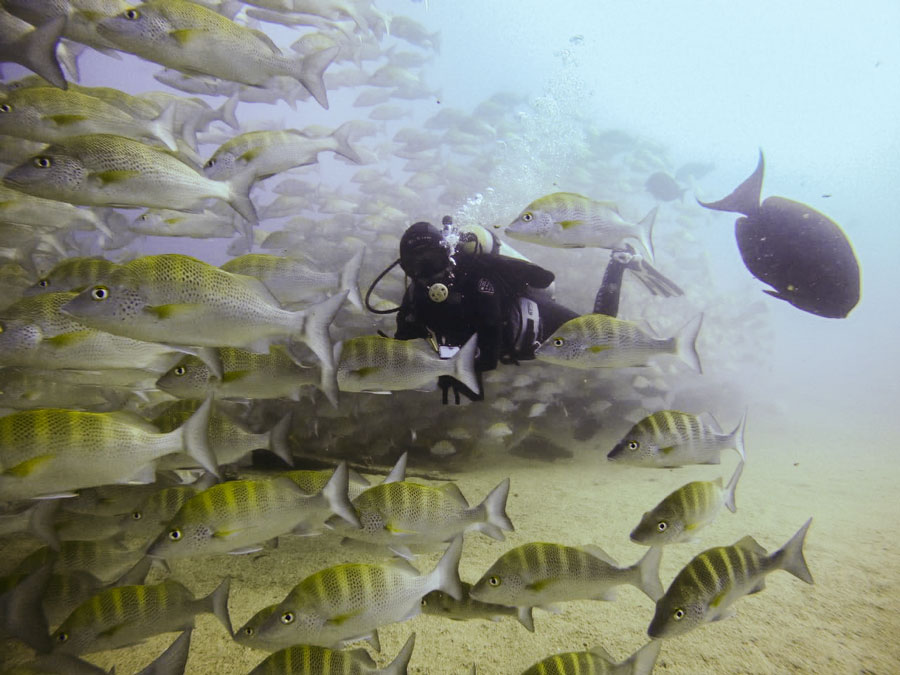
[{"left": 606, "top": 445, "right": 623, "bottom": 460}]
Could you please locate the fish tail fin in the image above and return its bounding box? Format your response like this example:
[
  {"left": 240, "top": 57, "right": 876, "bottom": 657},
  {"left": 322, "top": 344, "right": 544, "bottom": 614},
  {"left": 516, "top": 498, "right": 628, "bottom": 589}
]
[
  {"left": 149, "top": 103, "right": 179, "bottom": 151},
  {"left": 635, "top": 206, "right": 657, "bottom": 263},
  {"left": 728, "top": 408, "right": 748, "bottom": 463},
  {"left": 6, "top": 564, "right": 52, "bottom": 652},
  {"left": 475, "top": 477, "right": 513, "bottom": 540},
  {"left": 630, "top": 544, "right": 664, "bottom": 601},
  {"left": 429, "top": 536, "right": 463, "bottom": 601},
  {"left": 293, "top": 290, "right": 346, "bottom": 372},
  {"left": 622, "top": 640, "right": 663, "bottom": 675},
  {"left": 331, "top": 120, "right": 364, "bottom": 165},
  {"left": 29, "top": 500, "right": 61, "bottom": 551},
  {"left": 382, "top": 633, "right": 416, "bottom": 675},
  {"left": 774, "top": 518, "right": 814, "bottom": 584},
  {"left": 517, "top": 606, "right": 535, "bottom": 632},
  {"left": 697, "top": 150, "right": 764, "bottom": 216},
  {"left": 57, "top": 40, "right": 84, "bottom": 83},
  {"left": 340, "top": 247, "right": 365, "bottom": 311},
  {"left": 178, "top": 395, "right": 219, "bottom": 478},
  {"left": 219, "top": 92, "right": 240, "bottom": 130},
  {"left": 293, "top": 45, "right": 339, "bottom": 109},
  {"left": 723, "top": 460, "right": 744, "bottom": 513},
  {"left": 203, "top": 576, "right": 233, "bottom": 636},
  {"left": 225, "top": 170, "right": 258, "bottom": 228},
  {"left": 18, "top": 17, "right": 67, "bottom": 90},
  {"left": 321, "top": 461, "right": 360, "bottom": 529},
  {"left": 451, "top": 333, "right": 480, "bottom": 394},
  {"left": 267, "top": 411, "right": 294, "bottom": 467},
  {"left": 673, "top": 313, "right": 703, "bottom": 374}
]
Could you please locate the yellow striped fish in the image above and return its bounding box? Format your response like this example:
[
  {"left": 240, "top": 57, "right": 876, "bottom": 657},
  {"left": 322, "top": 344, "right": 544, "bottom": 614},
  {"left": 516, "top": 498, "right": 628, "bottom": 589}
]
[
  {"left": 155, "top": 345, "right": 321, "bottom": 401},
  {"left": 24, "top": 257, "right": 121, "bottom": 295},
  {"left": 248, "top": 633, "right": 415, "bottom": 675},
  {"left": 519, "top": 641, "right": 661, "bottom": 675},
  {"left": 15, "top": 538, "right": 147, "bottom": 584},
  {"left": 335, "top": 334, "right": 480, "bottom": 395},
  {"left": 630, "top": 461, "right": 744, "bottom": 545},
  {"left": 60, "top": 254, "right": 346, "bottom": 375},
  {"left": 470, "top": 542, "right": 663, "bottom": 632},
  {"left": 534, "top": 314, "right": 702, "bottom": 373},
  {"left": 325, "top": 478, "right": 513, "bottom": 555},
  {"left": 146, "top": 464, "right": 358, "bottom": 560},
  {"left": 51, "top": 577, "right": 231, "bottom": 654},
  {"left": 0, "top": 398, "right": 216, "bottom": 501},
  {"left": 235, "top": 603, "right": 281, "bottom": 651},
  {"left": 255, "top": 537, "right": 463, "bottom": 650},
  {"left": 648, "top": 518, "right": 814, "bottom": 638},
  {"left": 421, "top": 581, "right": 525, "bottom": 629},
  {"left": 608, "top": 410, "right": 746, "bottom": 467},
  {"left": 117, "top": 482, "right": 206, "bottom": 546},
  {"left": 504, "top": 192, "right": 657, "bottom": 262}
]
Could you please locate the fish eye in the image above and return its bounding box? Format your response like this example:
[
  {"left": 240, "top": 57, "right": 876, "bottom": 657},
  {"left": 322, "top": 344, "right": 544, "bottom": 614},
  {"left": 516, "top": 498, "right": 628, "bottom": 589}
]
[
  {"left": 243, "top": 626, "right": 254, "bottom": 635},
  {"left": 657, "top": 521, "right": 667, "bottom": 532},
  {"left": 91, "top": 285, "right": 109, "bottom": 301},
  {"left": 0, "top": 104, "right": 10, "bottom": 113},
  {"left": 627, "top": 440, "right": 639, "bottom": 450},
  {"left": 33, "top": 156, "right": 52, "bottom": 169},
  {"left": 131, "top": 511, "right": 142, "bottom": 520},
  {"left": 38, "top": 279, "right": 49, "bottom": 288},
  {"left": 673, "top": 608, "right": 685, "bottom": 621},
  {"left": 522, "top": 212, "right": 533, "bottom": 222},
  {"left": 168, "top": 529, "right": 182, "bottom": 541},
  {"left": 57, "top": 632, "right": 68, "bottom": 643},
  {"left": 205, "top": 158, "right": 216, "bottom": 167},
  {"left": 124, "top": 8, "right": 140, "bottom": 19},
  {"left": 174, "top": 366, "right": 186, "bottom": 376},
  {"left": 488, "top": 576, "right": 501, "bottom": 587},
  {"left": 280, "top": 611, "right": 295, "bottom": 624},
  {"left": 552, "top": 337, "right": 564, "bottom": 347},
  {"left": 420, "top": 598, "right": 427, "bottom": 606}
]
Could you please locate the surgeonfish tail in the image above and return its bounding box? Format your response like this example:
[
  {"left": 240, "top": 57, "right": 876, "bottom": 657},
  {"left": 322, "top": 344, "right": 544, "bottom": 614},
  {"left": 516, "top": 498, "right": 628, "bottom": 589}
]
[
  {"left": 331, "top": 121, "right": 364, "bottom": 165},
  {"left": 429, "top": 536, "right": 464, "bottom": 601},
  {"left": 179, "top": 395, "right": 219, "bottom": 479},
  {"left": 203, "top": 576, "right": 233, "bottom": 636},
  {"left": 673, "top": 313, "right": 703, "bottom": 374},
  {"left": 516, "top": 606, "right": 535, "bottom": 632},
  {"left": 477, "top": 477, "right": 514, "bottom": 540},
  {"left": 297, "top": 290, "right": 347, "bottom": 372},
  {"left": 774, "top": 518, "right": 814, "bottom": 585},
  {"left": 635, "top": 206, "right": 657, "bottom": 264},
  {"left": 451, "top": 333, "right": 481, "bottom": 395},
  {"left": 295, "top": 45, "right": 339, "bottom": 109},
  {"left": 18, "top": 17, "right": 67, "bottom": 90},
  {"left": 697, "top": 149, "right": 764, "bottom": 217},
  {"left": 321, "top": 461, "right": 361, "bottom": 529},
  {"left": 623, "top": 640, "right": 663, "bottom": 675},
  {"left": 382, "top": 632, "right": 416, "bottom": 675},
  {"left": 340, "top": 248, "right": 365, "bottom": 312},
  {"left": 267, "top": 412, "right": 294, "bottom": 467},
  {"left": 150, "top": 103, "right": 179, "bottom": 152},
  {"left": 632, "top": 545, "right": 664, "bottom": 601},
  {"left": 728, "top": 408, "right": 748, "bottom": 462},
  {"left": 723, "top": 460, "right": 744, "bottom": 514}
]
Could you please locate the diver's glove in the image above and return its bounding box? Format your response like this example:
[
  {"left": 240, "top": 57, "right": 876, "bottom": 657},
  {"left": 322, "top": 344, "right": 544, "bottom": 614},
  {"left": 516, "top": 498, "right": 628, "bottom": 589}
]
[
  {"left": 438, "top": 375, "right": 483, "bottom": 404},
  {"left": 616, "top": 245, "right": 684, "bottom": 298}
]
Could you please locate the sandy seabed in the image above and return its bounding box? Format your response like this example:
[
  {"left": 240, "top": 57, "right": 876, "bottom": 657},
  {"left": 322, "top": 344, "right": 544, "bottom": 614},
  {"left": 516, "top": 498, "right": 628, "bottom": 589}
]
[{"left": 3, "top": 402, "right": 898, "bottom": 675}]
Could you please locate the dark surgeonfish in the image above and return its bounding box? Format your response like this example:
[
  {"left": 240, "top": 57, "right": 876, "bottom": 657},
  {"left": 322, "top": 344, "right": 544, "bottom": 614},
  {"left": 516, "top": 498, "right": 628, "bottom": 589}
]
[{"left": 698, "top": 151, "right": 860, "bottom": 318}]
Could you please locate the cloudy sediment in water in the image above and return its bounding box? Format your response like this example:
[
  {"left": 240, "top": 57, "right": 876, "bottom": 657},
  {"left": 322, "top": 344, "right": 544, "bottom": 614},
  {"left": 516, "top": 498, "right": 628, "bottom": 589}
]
[{"left": 1, "top": 0, "right": 898, "bottom": 673}]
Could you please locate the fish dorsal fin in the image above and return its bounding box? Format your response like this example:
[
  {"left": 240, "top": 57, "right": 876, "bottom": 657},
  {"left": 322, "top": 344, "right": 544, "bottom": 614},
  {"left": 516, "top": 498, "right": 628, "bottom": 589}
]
[
  {"left": 587, "top": 645, "right": 615, "bottom": 661},
  {"left": 580, "top": 545, "right": 617, "bottom": 566},
  {"left": 248, "top": 28, "right": 282, "bottom": 55},
  {"left": 592, "top": 200, "right": 620, "bottom": 213},
  {"left": 698, "top": 411, "right": 722, "bottom": 433},
  {"left": 347, "top": 648, "right": 376, "bottom": 666},
  {"left": 735, "top": 536, "right": 767, "bottom": 557},
  {"left": 438, "top": 482, "right": 469, "bottom": 507}
]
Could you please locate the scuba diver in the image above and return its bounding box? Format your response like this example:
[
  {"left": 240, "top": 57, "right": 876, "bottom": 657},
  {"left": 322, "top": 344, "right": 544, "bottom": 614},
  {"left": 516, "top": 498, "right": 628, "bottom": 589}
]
[{"left": 366, "top": 217, "right": 683, "bottom": 403}]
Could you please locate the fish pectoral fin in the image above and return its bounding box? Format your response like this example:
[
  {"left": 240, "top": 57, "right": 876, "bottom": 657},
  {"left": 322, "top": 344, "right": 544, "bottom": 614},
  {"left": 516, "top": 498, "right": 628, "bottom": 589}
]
[
  {"left": 385, "top": 522, "right": 417, "bottom": 535},
  {"left": 47, "top": 114, "right": 89, "bottom": 126},
  {"left": 239, "top": 147, "right": 263, "bottom": 163},
  {"left": 5, "top": 455, "right": 54, "bottom": 478},
  {"left": 710, "top": 606, "right": 737, "bottom": 622},
  {"left": 221, "top": 370, "right": 251, "bottom": 383},
  {"left": 558, "top": 219, "right": 584, "bottom": 229},
  {"left": 748, "top": 579, "right": 767, "bottom": 595},
  {"left": 709, "top": 590, "right": 729, "bottom": 608},
  {"left": 213, "top": 527, "right": 248, "bottom": 539},
  {"left": 169, "top": 28, "right": 209, "bottom": 45},
  {"left": 659, "top": 446, "right": 677, "bottom": 455},
  {"left": 326, "top": 609, "right": 363, "bottom": 626},
  {"left": 526, "top": 579, "right": 553, "bottom": 592},
  {"left": 144, "top": 304, "right": 203, "bottom": 320},
  {"left": 44, "top": 330, "right": 93, "bottom": 348},
  {"left": 587, "top": 345, "right": 611, "bottom": 353},
  {"left": 91, "top": 170, "right": 141, "bottom": 186},
  {"left": 350, "top": 366, "right": 381, "bottom": 377}
]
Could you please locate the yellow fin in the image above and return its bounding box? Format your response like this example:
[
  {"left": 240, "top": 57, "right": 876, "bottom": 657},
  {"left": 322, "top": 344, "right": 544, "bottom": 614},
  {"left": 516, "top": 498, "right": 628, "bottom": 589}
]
[
  {"left": 385, "top": 522, "right": 416, "bottom": 534},
  {"left": 47, "top": 114, "right": 88, "bottom": 126},
  {"left": 6, "top": 455, "right": 54, "bottom": 478},
  {"left": 326, "top": 609, "right": 362, "bottom": 626},
  {"left": 221, "top": 370, "right": 250, "bottom": 383},
  {"left": 44, "top": 330, "right": 92, "bottom": 347},
  {"left": 351, "top": 366, "right": 380, "bottom": 377},
  {"left": 587, "top": 345, "right": 611, "bottom": 353},
  {"left": 94, "top": 170, "right": 140, "bottom": 185},
  {"left": 558, "top": 220, "right": 583, "bottom": 230},
  {"left": 239, "top": 147, "right": 262, "bottom": 163},
  {"left": 709, "top": 590, "right": 728, "bottom": 608},
  {"left": 660, "top": 446, "right": 676, "bottom": 454},
  {"left": 170, "top": 29, "right": 203, "bottom": 45},
  {"left": 145, "top": 304, "right": 198, "bottom": 320},
  {"left": 527, "top": 579, "right": 552, "bottom": 592}
]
